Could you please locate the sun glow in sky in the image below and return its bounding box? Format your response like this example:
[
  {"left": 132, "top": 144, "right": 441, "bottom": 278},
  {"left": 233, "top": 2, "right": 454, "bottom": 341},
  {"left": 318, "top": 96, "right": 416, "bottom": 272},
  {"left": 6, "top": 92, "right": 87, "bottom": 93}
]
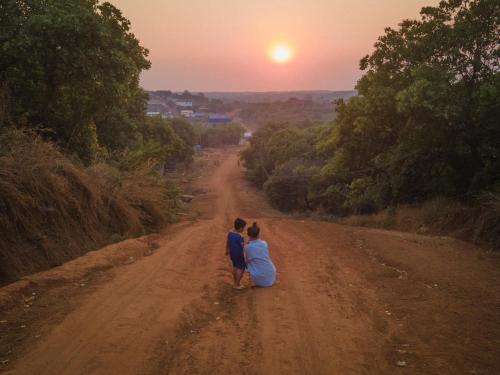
[
  {"left": 269, "top": 43, "right": 294, "bottom": 64},
  {"left": 112, "top": 0, "right": 441, "bottom": 91}
]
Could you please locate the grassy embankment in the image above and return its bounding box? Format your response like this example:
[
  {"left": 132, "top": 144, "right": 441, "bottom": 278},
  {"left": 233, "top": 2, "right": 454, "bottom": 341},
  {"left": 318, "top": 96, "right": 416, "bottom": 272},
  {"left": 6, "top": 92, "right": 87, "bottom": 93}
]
[
  {"left": 0, "top": 129, "right": 178, "bottom": 286},
  {"left": 340, "top": 198, "right": 500, "bottom": 249}
]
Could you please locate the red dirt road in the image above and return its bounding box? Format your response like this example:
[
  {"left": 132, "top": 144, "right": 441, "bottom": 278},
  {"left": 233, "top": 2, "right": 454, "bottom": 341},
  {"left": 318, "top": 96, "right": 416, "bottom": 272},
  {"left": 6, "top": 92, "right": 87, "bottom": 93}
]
[{"left": 4, "top": 149, "right": 500, "bottom": 374}]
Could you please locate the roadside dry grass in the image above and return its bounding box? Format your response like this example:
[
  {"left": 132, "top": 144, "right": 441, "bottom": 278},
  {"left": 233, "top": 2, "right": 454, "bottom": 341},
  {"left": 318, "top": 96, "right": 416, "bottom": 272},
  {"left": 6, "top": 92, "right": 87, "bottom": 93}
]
[
  {"left": 341, "top": 197, "right": 500, "bottom": 250},
  {"left": 0, "top": 128, "right": 177, "bottom": 286}
]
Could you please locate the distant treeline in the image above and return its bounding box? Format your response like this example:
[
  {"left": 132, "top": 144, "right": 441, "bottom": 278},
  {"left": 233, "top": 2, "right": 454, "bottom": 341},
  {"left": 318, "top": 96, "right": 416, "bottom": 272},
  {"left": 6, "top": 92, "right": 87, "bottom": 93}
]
[
  {"left": 204, "top": 90, "right": 357, "bottom": 104},
  {"left": 238, "top": 98, "right": 336, "bottom": 129},
  {"left": 241, "top": 0, "right": 499, "bottom": 245}
]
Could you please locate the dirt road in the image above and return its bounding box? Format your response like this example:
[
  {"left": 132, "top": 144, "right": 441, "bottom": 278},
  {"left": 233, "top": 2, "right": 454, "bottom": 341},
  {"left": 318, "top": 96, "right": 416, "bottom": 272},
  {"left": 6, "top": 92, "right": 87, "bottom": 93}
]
[{"left": 4, "top": 149, "right": 500, "bottom": 374}]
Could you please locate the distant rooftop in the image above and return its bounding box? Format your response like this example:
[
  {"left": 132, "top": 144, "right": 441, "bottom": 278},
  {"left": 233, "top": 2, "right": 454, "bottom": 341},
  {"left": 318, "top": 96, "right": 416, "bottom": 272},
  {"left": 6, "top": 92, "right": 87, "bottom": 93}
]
[
  {"left": 146, "top": 103, "right": 169, "bottom": 114},
  {"left": 208, "top": 114, "right": 231, "bottom": 124}
]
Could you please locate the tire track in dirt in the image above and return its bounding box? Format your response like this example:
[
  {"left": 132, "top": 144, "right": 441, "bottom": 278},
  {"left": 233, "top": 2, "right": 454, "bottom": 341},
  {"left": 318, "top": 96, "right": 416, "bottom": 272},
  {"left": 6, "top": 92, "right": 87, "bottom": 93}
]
[
  {"left": 257, "top": 219, "right": 394, "bottom": 375},
  {"left": 158, "top": 215, "right": 396, "bottom": 375},
  {"left": 6, "top": 221, "right": 221, "bottom": 374},
  {"left": 4, "top": 152, "right": 239, "bottom": 375}
]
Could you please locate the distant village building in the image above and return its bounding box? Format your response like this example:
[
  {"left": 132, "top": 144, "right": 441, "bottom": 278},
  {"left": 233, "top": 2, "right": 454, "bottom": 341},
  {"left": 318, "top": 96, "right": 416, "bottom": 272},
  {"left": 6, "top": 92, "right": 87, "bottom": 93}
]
[
  {"left": 180, "top": 109, "right": 194, "bottom": 118},
  {"left": 208, "top": 114, "right": 231, "bottom": 124},
  {"left": 175, "top": 101, "right": 193, "bottom": 108},
  {"left": 146, "top": 111, "right": 173, "bottom": 119},
  {"left": 146, "top": 103, "right": 172, "bottom": 118},
  {"left": 243, "top": 131, "right": 253, "bottom": 138}
]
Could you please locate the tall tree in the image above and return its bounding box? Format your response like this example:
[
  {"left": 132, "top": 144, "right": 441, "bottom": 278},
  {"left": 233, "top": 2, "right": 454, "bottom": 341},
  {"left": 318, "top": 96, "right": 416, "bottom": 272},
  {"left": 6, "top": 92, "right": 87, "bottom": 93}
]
[
  {"left": 0, "top": 0, "right": 151, "bottom": 163},
  {"left": 329, "top": 0, "right": 500, "bottom": 208}
]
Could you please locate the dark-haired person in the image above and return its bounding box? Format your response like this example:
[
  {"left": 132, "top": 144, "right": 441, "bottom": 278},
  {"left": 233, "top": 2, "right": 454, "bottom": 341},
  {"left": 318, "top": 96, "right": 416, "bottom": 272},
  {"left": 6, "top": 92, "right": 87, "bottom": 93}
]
[
  {"left": 244, "top": 222, "right": 276, "bottom": 287},
  {"left": 226, "top": 218, "right": 247, "bottom": 290}
]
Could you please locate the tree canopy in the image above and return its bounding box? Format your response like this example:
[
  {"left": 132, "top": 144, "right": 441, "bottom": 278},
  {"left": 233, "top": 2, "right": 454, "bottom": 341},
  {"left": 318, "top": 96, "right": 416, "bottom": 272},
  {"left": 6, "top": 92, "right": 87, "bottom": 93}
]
[
  {"left": 242, "top": 0, "right": 499, "bottom": 215},
  {"left": 194, "top": 123, "right": 245, "bottom": 148},
  {"left": 0, "top": 0, "right": 151, "bottom": 162}
]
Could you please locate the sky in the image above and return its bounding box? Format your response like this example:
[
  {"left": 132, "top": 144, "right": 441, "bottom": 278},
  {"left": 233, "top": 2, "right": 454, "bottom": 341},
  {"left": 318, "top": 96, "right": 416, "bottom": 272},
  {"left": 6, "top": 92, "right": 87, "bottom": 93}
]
[{"left": 112, "top": 0, "right": 440, "bottom": 92}]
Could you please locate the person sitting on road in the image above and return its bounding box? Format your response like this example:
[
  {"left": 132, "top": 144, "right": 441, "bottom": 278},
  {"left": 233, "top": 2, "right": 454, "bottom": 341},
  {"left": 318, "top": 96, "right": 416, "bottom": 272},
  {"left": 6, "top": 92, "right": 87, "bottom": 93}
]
[
  {"left": 244, "top": 222, "right": 276, "bottom": 287},
  {"left": 226, "top": 217, "right": 247, "bottom": 290}
]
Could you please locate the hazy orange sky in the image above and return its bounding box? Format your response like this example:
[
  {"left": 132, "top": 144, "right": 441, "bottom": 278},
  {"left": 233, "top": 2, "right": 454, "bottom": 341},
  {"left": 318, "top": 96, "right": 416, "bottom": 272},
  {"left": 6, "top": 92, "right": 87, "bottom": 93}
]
[{"left": 112, "top": 0, "right": 440, "bottom": 92}]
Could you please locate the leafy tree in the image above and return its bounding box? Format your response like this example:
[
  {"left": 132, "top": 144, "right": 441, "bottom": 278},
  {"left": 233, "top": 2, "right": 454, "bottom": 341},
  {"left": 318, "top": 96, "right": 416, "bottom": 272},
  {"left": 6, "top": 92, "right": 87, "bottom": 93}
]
[
  {"left": 195, "top": 123, "right": 244, "bottom": 148},
  {"left": 240, "top": 124, "right": 287, "bottom": 187},
  {"left": 241, "top": 123, "right": 328, "bottom": 193},
  {"left": 126, "top": 116, "right": 193, "bottom": 171},
  {"left": 264, "top": 159, "right": 319, "bottom": 211},
  {"left": 169, "top": 118, "right": 196, "bottom": 165},
  {"left": 242, "top": 0, "right": 499, "bottom": 217},
  {"left": 0, "top": 0, "right": 151, "bottom": 163},
  {"left": 170, "top": 118, "right": 197, "bottom": 146},
  {"left": 328, "top": 0, "right": 500, "bottom": 209}
]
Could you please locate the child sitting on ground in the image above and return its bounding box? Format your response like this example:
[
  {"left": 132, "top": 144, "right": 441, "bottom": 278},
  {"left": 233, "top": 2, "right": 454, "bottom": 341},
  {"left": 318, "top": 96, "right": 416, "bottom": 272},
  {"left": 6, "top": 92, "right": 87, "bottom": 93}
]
[{"left": 226, "top": 218, "right": 247, "bottom": 290}]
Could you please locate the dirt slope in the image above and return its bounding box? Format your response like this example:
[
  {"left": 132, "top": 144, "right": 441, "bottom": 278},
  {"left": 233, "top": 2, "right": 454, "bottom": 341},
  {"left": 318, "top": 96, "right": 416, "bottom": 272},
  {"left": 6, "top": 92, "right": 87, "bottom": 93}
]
[{"left": 3, "top": 149, "right": 500, "bottom": 375}]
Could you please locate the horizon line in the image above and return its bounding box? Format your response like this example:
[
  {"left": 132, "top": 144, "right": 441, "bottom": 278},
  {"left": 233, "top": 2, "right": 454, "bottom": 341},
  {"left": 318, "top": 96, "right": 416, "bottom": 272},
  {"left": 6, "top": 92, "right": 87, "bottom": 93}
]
[{"left": 142, "top": 88, "right": 357, "bottom": 93}]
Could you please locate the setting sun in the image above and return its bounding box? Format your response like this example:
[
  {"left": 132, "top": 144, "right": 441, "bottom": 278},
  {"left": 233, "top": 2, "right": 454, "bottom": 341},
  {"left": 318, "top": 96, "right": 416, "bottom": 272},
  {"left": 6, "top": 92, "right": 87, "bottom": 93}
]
[{"left": 269, "top": 43, "right": 293, "bottom": 64}]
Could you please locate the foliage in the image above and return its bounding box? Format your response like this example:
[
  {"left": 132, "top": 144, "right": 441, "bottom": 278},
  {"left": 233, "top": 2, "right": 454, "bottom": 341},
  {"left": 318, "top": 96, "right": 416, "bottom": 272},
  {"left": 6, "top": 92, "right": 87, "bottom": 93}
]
[
  {"left": 0, "top": 0, "right": 150, "bottom": 162},
  {"left": 119, "top": 116, "right": 195, "bottom": 171},
  {"left": 241, "top": 124, "right": 328, "bottom": 208},
  {"left": 337, "top": 0, "right": 500, "bottom": 207},
  {"left": 194, "top": 123, "right": 245, "bottom": 148},
  {"left": 242, "top": 0, "right": 500, "bottom": 222},
  {"left": 263, "top": 159, "right": 320, "bottom": 211},
  {"left": 169, "top": 117, "right": 197, "bottom": 164}
]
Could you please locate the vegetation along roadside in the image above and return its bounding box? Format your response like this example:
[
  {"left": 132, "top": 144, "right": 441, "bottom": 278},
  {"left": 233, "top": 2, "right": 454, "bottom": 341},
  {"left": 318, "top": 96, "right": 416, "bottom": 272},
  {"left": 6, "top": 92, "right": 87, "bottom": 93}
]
[
  {"left": 240, "top": 0, "right": 500, "bottom": 249},
  {"left": 0, "top": 1, "right": 243, "bottom": 285}
]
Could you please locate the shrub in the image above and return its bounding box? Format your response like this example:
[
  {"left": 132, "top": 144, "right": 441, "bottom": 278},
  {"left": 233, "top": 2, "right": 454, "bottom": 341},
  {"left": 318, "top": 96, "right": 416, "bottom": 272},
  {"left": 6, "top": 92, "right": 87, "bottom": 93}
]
[{"left": 263, "top": 159, "right": 317, "bottom": 211}]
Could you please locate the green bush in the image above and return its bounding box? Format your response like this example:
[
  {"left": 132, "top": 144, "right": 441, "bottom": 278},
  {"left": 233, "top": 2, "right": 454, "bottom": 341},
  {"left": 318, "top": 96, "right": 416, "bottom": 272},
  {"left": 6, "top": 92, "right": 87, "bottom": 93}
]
[{"left": 263, "top": 159, "right": 318, "bottom": 211}]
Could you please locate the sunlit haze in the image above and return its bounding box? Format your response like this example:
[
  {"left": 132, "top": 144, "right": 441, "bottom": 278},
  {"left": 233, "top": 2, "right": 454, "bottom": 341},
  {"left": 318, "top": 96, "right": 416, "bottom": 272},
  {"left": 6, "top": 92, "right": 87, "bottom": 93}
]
[
  {"left": 269, "top": 43, "right": 293, "bottom": 64},
  {"left": 112, "top": 0, "right": 440, "bottom": 91}
]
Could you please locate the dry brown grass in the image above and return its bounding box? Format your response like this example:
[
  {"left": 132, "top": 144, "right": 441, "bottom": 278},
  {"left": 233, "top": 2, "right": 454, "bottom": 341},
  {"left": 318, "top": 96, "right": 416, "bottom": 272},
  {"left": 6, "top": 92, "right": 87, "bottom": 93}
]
[
  {"left": 342, "top": 196, "right": 500, "bottom": 249},
  {"left": 0, "top": 129, "right": 177, "bottom": 285}
]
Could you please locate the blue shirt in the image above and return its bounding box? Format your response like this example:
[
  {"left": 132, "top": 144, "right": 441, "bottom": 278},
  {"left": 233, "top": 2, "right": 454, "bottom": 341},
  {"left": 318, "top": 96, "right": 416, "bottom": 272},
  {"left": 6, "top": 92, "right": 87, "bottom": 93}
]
[
  {"left": 244, "top": 239, "right": 276, "bottom": 287},
  {"left": 227, "top": 231, "right": 244, "bottom": 257}
]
